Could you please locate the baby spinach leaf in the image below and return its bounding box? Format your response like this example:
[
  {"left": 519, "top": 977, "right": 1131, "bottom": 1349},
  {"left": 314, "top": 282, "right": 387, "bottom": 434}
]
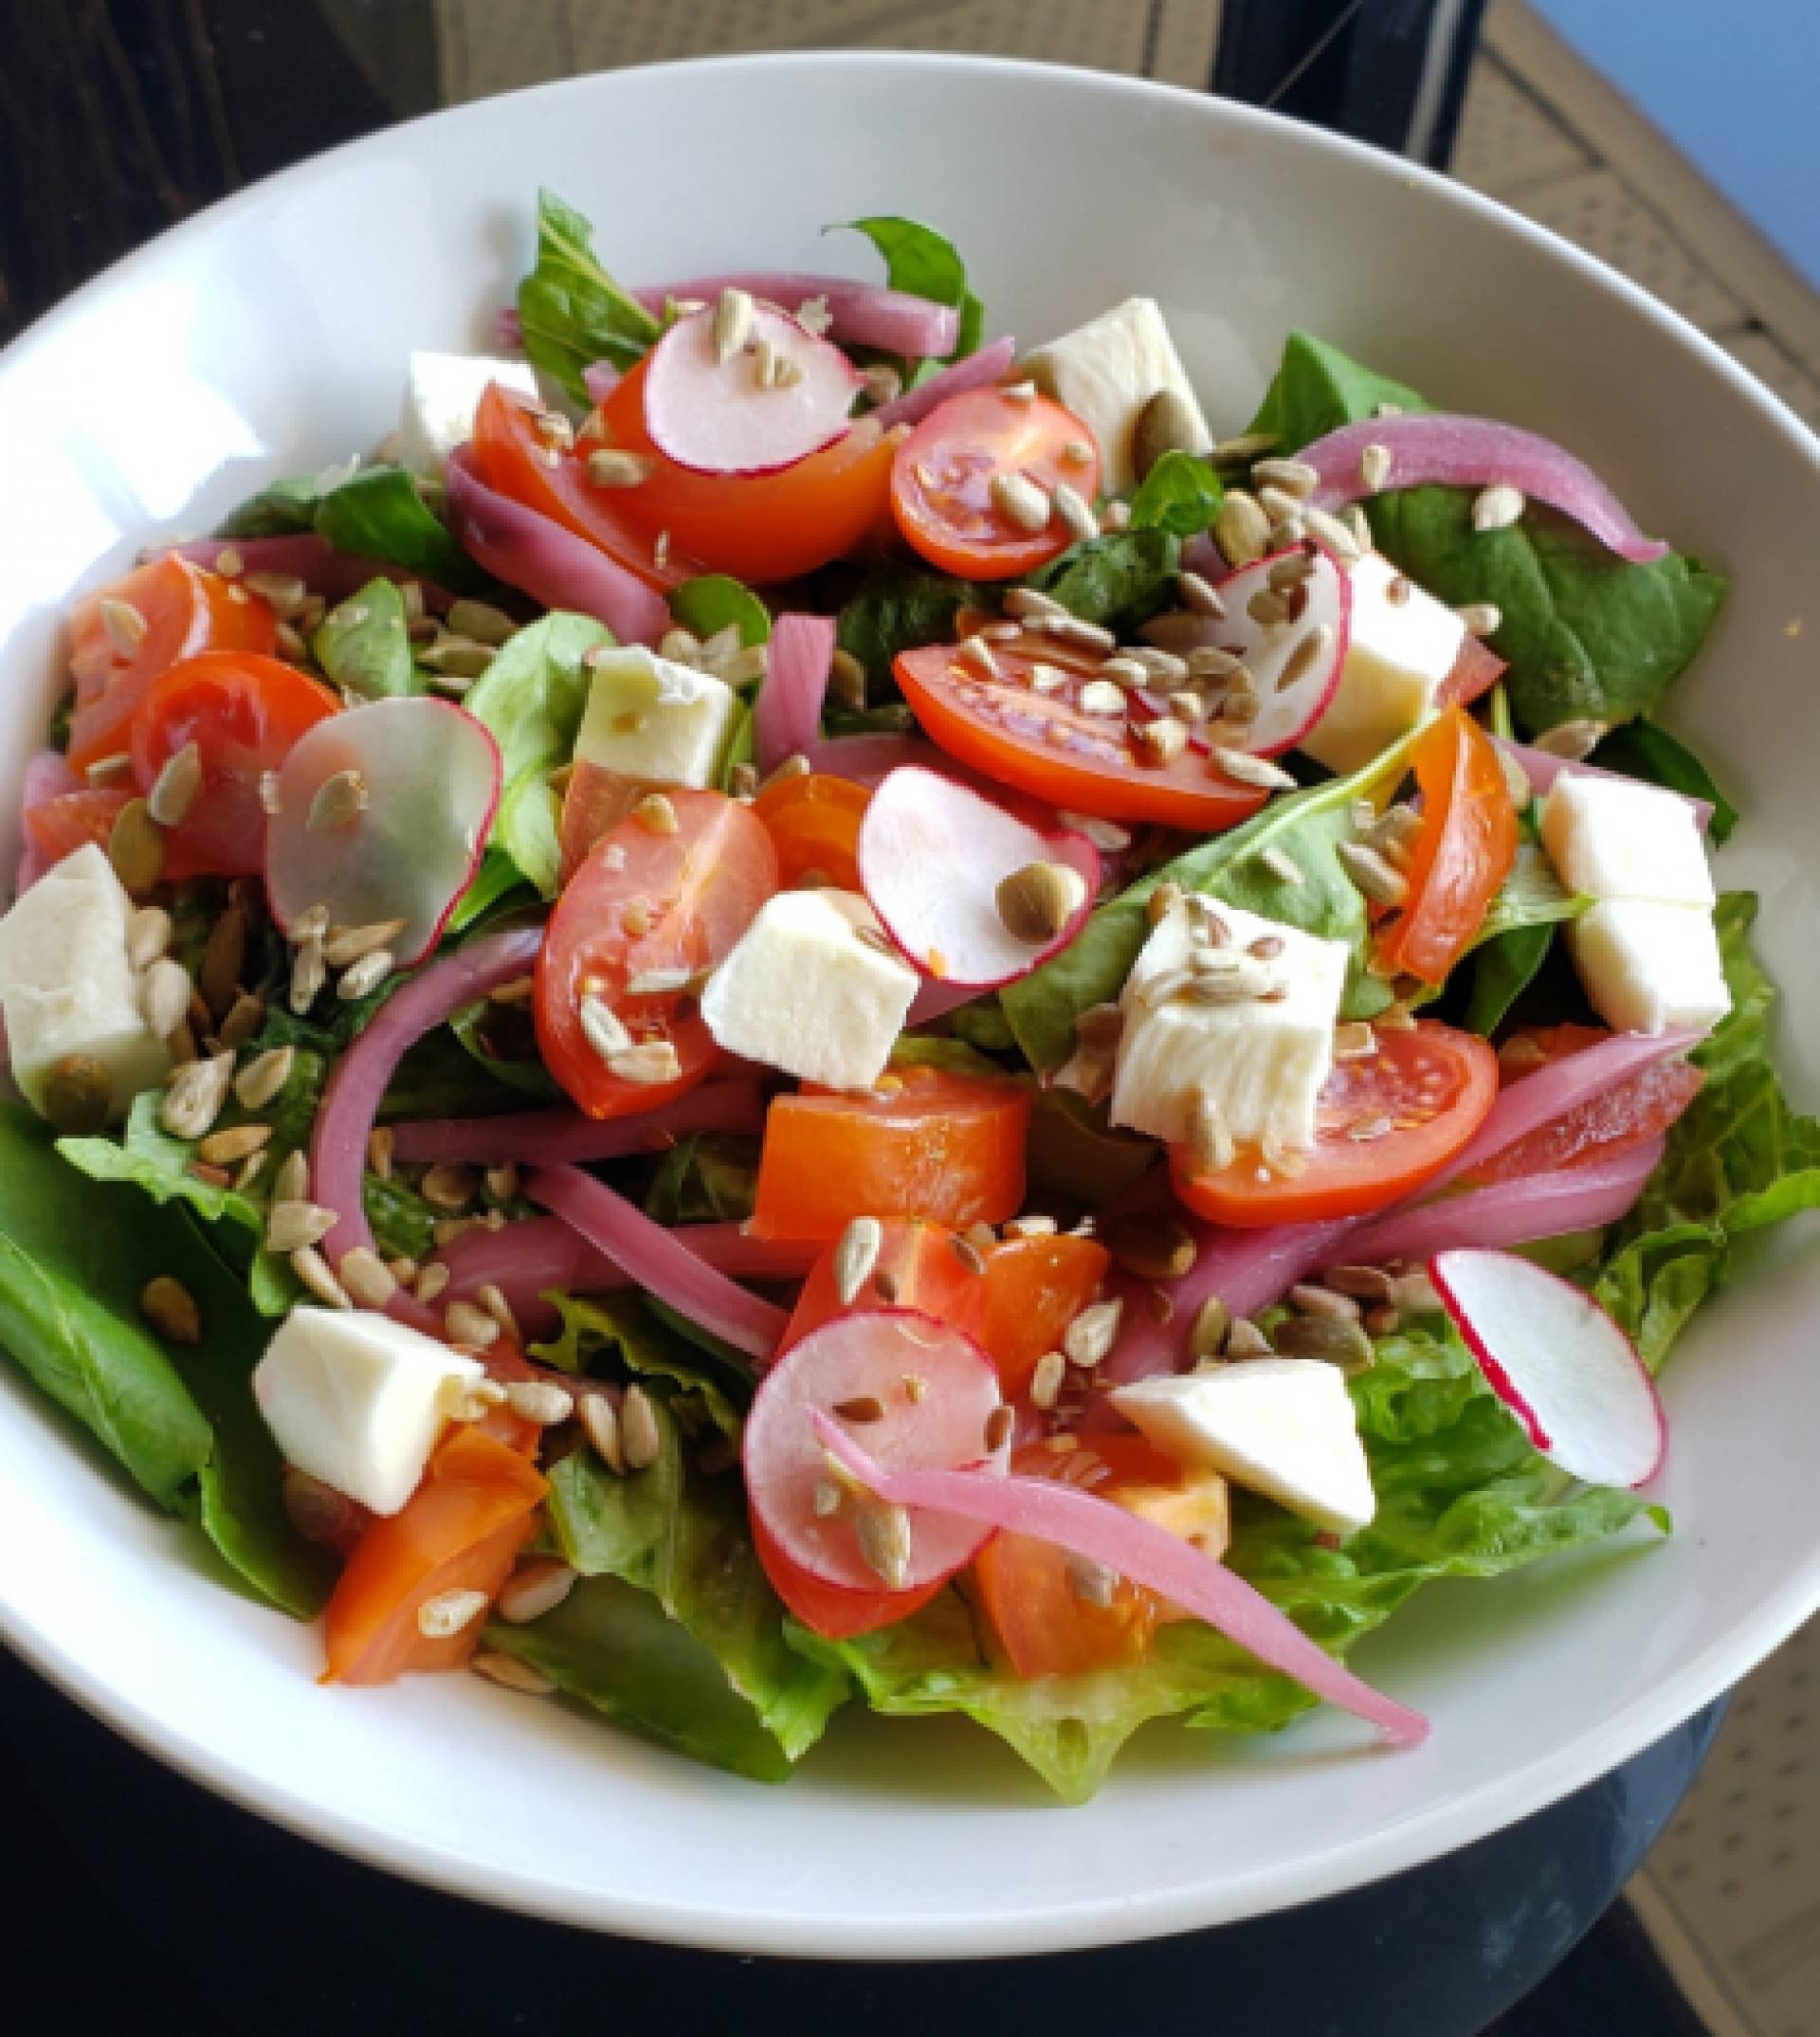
[
  {"left": 837, "top": 215, "right": 984, "bottom": 362},
  {"left": 836, "top": 565, "right": 980, "bottom": 687},
  {"left": 1027, "top": 528, "right": 1179, "bottom": 629},
  {"left": 314, "top": 466, "right": 483, "bottom": 593},
  {"left": 515, "top": 187, "right": 663, "bottom": 406},
  {"left": 1247, "top": 330, "right": 1428, "bottom": 450},
  {"left": 213, "top": 468, "right": 347, "bottom": 540},
  {"left": 1462, "top": 923, "right": 1555, "bottom": 1036},
  {"left": 313, "top": 576, "right": 416, "bottom": 699},
  {"left": 669, "top": 573, "right": 770, "bottom": 648},
  {"left": 1128, "top": 450, "right": 1225, "bottom": 537},
  {"left": 1591, "top": 720, "right": 1738, "bottom": 845}
]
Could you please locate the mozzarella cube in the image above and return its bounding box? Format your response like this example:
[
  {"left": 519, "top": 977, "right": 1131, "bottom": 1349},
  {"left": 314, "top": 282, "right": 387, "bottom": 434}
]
[
  {"left": 252, "top": 1306, "right": 484, "bottom": 1516},
  {"left": 1110, "top": 897, "right": 1347, "bottom": 1151},
  {"left": 0, "top": 844, "right": 169, "bottom": 1120},
  {"left": 397, "top": 351, "right": 538, "bottom": 475},
  {"left": 1111, "top": 1359, "right": 1375, "bottom": 1537},
  {"left": 1020, "top": 297, "right": 1212, "bottom": 495},
  {"left": 700, "top": 889, "right": 918, "bottom": 1092},
  {"left": 1569, "top": 900, "right": 1731, "bottom": 1036},
  {"left": 1299, "top": 554, "right": 1467, "bottom": 775},
  {"left": 1540, "top": 772, "right": 1715, "bottom": 907},
  {"left": 573, "top": 646, "right": 739, "bottom": 791}
]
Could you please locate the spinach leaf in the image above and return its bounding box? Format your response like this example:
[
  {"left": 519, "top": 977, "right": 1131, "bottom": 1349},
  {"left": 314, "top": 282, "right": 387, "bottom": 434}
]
[
  {"left": 314, "top": 466, "right": 484, "bottom": 593},
  {"left": 1247, "top": 330, "right": 1428, "bottom": 450},
  {"left": 461, "top": 611, "right": 610, "bottom": 899},
  {"left": 1028, "top": 529, "right": 1179, "bottom": 630},
  {"left": 1001, "top": 729, "right": 1424, "bottom": 1069},
  {"left": 313, "top": 576, "right": 416, "bottom": 699},
  {"left": 644, "top": 1134, "right": 761, "bottom": 1228},
  {"left": 838, "top": 216, "right": 984, "bottom": 362},
  {"left": 1128, "top": 450, "right": 1225, "bottom": 537},
  {"left": 515, "top": 187, "right": 663, "bottom": 406},
  {"left": 836, "top": 565, "right": 980, "bottom": 688},
  {"left": 669, "top": 574, "right": 771, "bottom": 648},
  {"left": 213, "top": 467, "right": 349, "bottom": 540},
  {"left": 447, "top": 995, "right": 562, "bottom": 1100},
  {"left": 1591, "top": 720, "right": 1738, "bottom": 845},
  {"left": 1463, "top": 923, "right": 1555, "bottom": 1036}
]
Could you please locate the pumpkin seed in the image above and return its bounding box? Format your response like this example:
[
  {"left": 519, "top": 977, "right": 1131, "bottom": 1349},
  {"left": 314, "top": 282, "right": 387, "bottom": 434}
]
[
  {"left": 107, "top": 799, "right": 165, "bottom": 893},
  {"left": 1275, "top": 1314, "right": 1374, "bottom": 1372},
  {"left": 140, "top": 1275, "right": 200, "bottom": 1344},
  {"left": 42, "top": 1053, "right": 114, "bottom": 1134},
  {"left": 1132, "top": 388, "right": 1205, "bottom": 480},
  {"left": 995, "top": 860, "right": 1086, "bottom": 944}
]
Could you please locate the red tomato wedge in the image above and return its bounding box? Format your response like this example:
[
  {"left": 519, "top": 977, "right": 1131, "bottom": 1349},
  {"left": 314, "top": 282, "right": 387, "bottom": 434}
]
[
  {"left": 471, "top": 381, "right": 699, "bottom": 593},
  {"left": 130, "top": 652, "right": 340, "bottom": 878},
  {"left": 593, "top": 361, "right": 899, "bottom": 586},
  {"left": 1438, "top": 633, "right": 1506, "bottom": 709},
  {"left": 536, "top": 790, "right": 778, "bottom": 1119},
  {"left": 557, "top": 758, "right": 643, "bottom": 888},
  {"left": 1374, "top": 708, "right": 1519, "bottom": 986},
  {"left": 889, "top": 388, "right": 1101, "bottom": 580},
  {"left": 322, "top": 1419, "right": 547, "bottom": 1686},
  {"left": 1471, "top": 1024, "right": 1702, "bottom": 1184},
  {"left": 67, "top": 557, "right": 277, "bottom": 771},
  {"left": 978, "top": 1231, "right": 1110, "bottom": 1396},
  {"left": 1171, "top": 1021, "right": 1500, "bottom": 1227},
  {"left": 971, "top": 1436, "right": 1228, "bottom": 1681},
  {"left": 748, "top": 1064, "right": 1031, "bottom": 1242},
  {"left": 895, "top": 637, "right": 1269, "bottom": 831},
  {"left": 752, "top": 770, "right": 871, "bottom": 891}
]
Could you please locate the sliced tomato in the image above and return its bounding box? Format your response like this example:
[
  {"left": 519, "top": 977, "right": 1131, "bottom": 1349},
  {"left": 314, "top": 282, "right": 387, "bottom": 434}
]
[
  {"left": 1472, "top": 1024, "right": 1702, "bottom": 1184},
  {"left": 978, "top": 1231, "right": 1109, "bottom": 1396},
  {"left": 1374, "top": 707, "right": 1518, "bottom": 986},
  {"left": 751, "top": 1509, "right": 940, "bottom": 1641},
  {"left": 895, "top": 637, "right": 1268, "bottom": 831},
  {"left": 67, "top": 557, "right": 278, "bottom": 771},
  {"left": 471, "top": 381, "right": 699, "bottom": 593},
  {"left": 971, "top": 1436, "right": 1228, "bottom": 1681},
  {"left": 22, "top": 787, "right": 131, "bottom": 868},
  {"left": 1437, "top": 633, "right": 1506, "bottom": 709},
  {"left": 322, "top": 1418, "right": 547, "bottom": 1686},
  {"left": 130, "top": 652, "right": 340, "bottom": 878},
  {"left": 782, "top": 1217, "right": 987, "bottom": 1352},
  {"left": 749, "top": 1064, "right": 1031, "bottom": 1242},
  {"left": 592, "top": 361, "right": 899, "bottom": 586},
  {"left": 752, "top": 770, "right": 871, "bottom": 890},
  {"left": 889, "top": 389, "right": 1101, "bottom": 580},
  {"left": 557, "top": 758, "right": 643, "bottom": 888},
  {"left": 1171, "top": 1021, "right": 1500, "bottom": 1228},
  {"left": 536, "top": 790, "right": 778, "bottom": 1119}
]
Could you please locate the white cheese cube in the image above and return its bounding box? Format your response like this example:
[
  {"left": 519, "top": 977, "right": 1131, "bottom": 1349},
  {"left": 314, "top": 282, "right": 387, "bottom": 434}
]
[
  {"left": 573, "top": 646, "right": 739, "bottom": 790},
  {"left": 397, "top": 351, "right": 539, "bottom": 476},
  {"left": 1540, "top": 772, "right": 1715, "bottom": 907},
  {"left": 252, "top": 1307, "right": 484, "bottom": 1517},
  {"left": 0, "top": 844, "right": 169, "bottom": 1120},
  {"left": 1110, "top": 897, "right": 1347, "bottom": 1151},
  {"left": 700, "top": 889, "right": 918, "bottom": 1092},
  {"left": 1569, "top": 900, "right": 1731, "bottom": 1036},
  {"left": 1299, "top": 554, "right": 1467, "bottom": 775},
  {"left": 1111, "top": 1359, "right": 1375, "bottom": 1537},
  {"left": 1020, "top": 297, "right": 1212, "bottom": 495}
]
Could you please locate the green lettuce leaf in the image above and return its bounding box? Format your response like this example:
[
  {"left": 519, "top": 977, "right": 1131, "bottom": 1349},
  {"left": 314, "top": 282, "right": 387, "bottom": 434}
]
[
  {"left": 515, "top": 187, "right": 663, "bottom": 406},
  {"left": 313, "top": 576, "right": 417, "bottom": 699},
  {"left": 1027, "top": 529, "right": 1179, "bottom": 630},
  {"left": 643, "top": 1133, "right": 760, "bottom": 1228},
  {"left": 837, "top": 216, "right": 984, "bottom": 364},
  {"left": 669, "top": 573, "right": 770, "bottom": 648},
  {"left": 1128, "top": 450, "right": 1225, "bottom": 537},
  {"left": 836, "top": 565, "right": 981, "bottom": 689},
  {"left": 532, "top": 1290, "right": 749, "bottom": 1433}
]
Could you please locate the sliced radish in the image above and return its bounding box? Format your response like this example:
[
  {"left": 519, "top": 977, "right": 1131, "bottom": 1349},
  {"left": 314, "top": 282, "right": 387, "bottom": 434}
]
[
  {"left": 641, "top": 303, "right": 863, "bottom": 478},
  {"left": 1197, "top": 542, "right": 1351, "bottom": 756},
  {"left": 857, "top": 766, "right": 1101, "bottom": 989},
  {"left": 264, "top": 697, "right": 500, "bottom": 967},
  {"left": 743, "top": 1308, "right": 1008, "bottom": 1593},
  {"left": 1429, "top": 1247, "right": 1667, "bottom": 1489}
]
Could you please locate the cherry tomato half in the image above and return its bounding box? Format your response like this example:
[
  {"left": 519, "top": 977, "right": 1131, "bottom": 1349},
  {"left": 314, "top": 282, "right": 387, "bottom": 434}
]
[{"left": 751, "top": 770, "right": 871, "bottom": 890}]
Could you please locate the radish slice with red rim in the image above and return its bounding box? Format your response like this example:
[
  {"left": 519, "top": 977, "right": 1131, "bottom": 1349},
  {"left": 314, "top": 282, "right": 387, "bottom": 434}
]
[
  {"left": 642, "top": 302, "right": 864, "bottom": 478},
  {"left": 857, "top": 766, "right": 1101, "bottom": 989},
  {"left": 744, "top": 1308, "right": 1009, "bottom": 1593},
  {"left": 1196, "top": 542, "right": 1350, "bottom": 756},
  {"left": 265, "top": 697, "right": 500, "bottom": 966},
  {"left": 1429, "top": 1246, "right": 1667, "bottom": 1488}
]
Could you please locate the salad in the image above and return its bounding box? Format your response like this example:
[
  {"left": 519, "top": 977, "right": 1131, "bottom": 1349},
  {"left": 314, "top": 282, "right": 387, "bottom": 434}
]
[{"left": 2, "top": 191, "right": 1814, "bottom": 1801}]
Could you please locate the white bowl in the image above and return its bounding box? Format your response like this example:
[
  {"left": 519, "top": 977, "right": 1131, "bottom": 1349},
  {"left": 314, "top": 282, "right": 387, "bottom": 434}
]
[{"left": 1, "top": 53, "right": 1817, "bottom": 1960}]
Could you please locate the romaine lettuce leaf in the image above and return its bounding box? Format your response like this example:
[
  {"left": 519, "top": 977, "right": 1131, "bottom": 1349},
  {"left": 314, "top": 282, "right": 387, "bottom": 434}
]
[{"left": 515, "top": 187, "right": 663, "bottom": 407}]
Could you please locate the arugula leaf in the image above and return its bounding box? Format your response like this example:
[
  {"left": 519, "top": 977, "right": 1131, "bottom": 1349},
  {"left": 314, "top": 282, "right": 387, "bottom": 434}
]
[
  {"left": 313, "top": 576, "right": 416, "bottom": 699},
  {"left": 838, "top": 216, "right": 984, "bottom": 362},
  {"left": 1128, "top": 451, "right": 1224, "bottom": 537},
  {"left": 1591, "top": 720, "right": 1738, "bottom": 845},
  {"left": 515, "top": 187, "right": 663, "bottom": 407},
  {"left": 461, "top": 611, "right": 610, "bottom": 899},
  {"left": 1001, "top": 729, "right": 1425, "bottom": 1070},
  {"left": 1596, "top": 893, "right": 1820, "bottom": 1367},
  {"left": 1028, "top": 530, "right": 1179, "bottom": 630},
  {"left": 836, "top": 565, "right": 981, "bottom": 688},
  {"left": 669, "top": 574, "right": 771, "bottom": 648}
]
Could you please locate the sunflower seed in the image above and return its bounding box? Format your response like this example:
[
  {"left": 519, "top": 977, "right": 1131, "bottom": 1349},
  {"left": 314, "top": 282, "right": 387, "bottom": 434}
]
[
  {"left": 1325, "top": 1264, "right": 1396, "bottom": 1301},
  {"left": 711, "top": 284, "right": 755, "bottom": 362},
  {"left": 826, "top": 643, "right": 869, "bottom": 711},
  {"left": 367, "top": 1126, "right": 394, "bottom": 1181},
  {"left": 140, "top": 1275, "right": 200, "bottom": 1344},
  {"left": 416, "top": 1588, "right": 488, "bottom": 1641},
  {"left": 338, "top": 1246, "right": 397, "bottom": 1309},
  {"left": 1333, "top": 1022, "right": 1378, "bottom": 1063},
  {"left": 445, "top": 1300, "right": 501, "bottom": 1348},
  {"left": 1210, "top": 746, "right": 1298, "bottom": 792},
  {"left": 1358, "top": 442, "right": 1394, "bottom": 493},
  {"left": 1338, "top": 839, "right": 1410, "bottom": 906},
  {"left": 1052, "top": 482, "right": 1100, "bottom": 543},
  {"left": 1224, "top": 1317, "right": 1274, "bottom": 1360},
  {"left": 1076, "top": 678, "right": 1126, "bottom": 717},
  {"left": 196, "top": 1122, "right": 270, "bottom": 1168},
  {"left": 833, "top": 1215, "right": 883, "bottom": 1306},
  {"left": 1257, "top": 483, "right": 1304, "bottom": 526},
  {"left": 108, "top": 799, "right": 165, "bottom": 894},
  {"left": 307, "top": 768, "right": 368, "bottom": 832},
  {"left": 445, "top": 597, "right": 518, "bottom": 647},
  {"left": 1213, "top": 490, "right": 1270, "bottom": 569},
  {"left": 1392, "top": 1268, "right": 1444, "bottom": 1316},
  {"left": 1003, "top": 586, "right": 1067, "bottom": 621},
  {"left": 1028, "top": 1350, "right": 1067, "bottom": 1410},
  {"left": 1100, "top": 500, "right": 1132, "bottom": 533},
  {"left": 1001, "top": 378, "right": 1039, "bottom": 405},
  {"left": 1184, "top": 962, "right": 1273, "bottom": 1006},
  {"left": 272, "top": 1149, "right": 310, "bottom": 1205},
  {"left": 1104, "top": 1215, "right": 1197, "bottom": 1283},
  {"left": 161, "top": 1052, "right": 234, "bottom": 1141},
  {"left": 1278, "top": 625, "right": 1334, "bottom": 696},
  {"left": 505, "top": 1381, "right": 575, "bottom": 1428},
  {"left": 1189, "top": 1294, "right": 1231, "bottom": 1363},
  {"left": 1211, "top": 432, "right": 1280, "bottom": 465},
  {"left": 1043, "top": 612, "right": 1117, "bottom": 653},
  {"left": 859, "top": 360, "right": 902, "bottom": 408},
  {"left": 1472, "top": 482, "right": 1525, "bottom": 532},
  {"left": 579, "top": 995, "right": 634, "bottom": 1062},
  {"left": 292, "top": 1244, "right": 353, "bottom": 1309},
  {"left": 1363, "top": 802, "right": 1425, "bottom": 859},
  {"left": 1275, "top": 1314, "right": 1374, "bottom": 1372},
  {"left": 586, "top": 447, "right": 654, "bottom": 488},
  {"left": 1188, "top": 1088, "right": 1235, "bottom": 1173},
  {"left": 1531, "top": 718, "right": 1609, "bottom": 762},
  {"left": 144, "top": 740, "right": 203, "bottom": 828},
  {"left": 337, "top": 950, "right": 392, "bottom": 1000},
  {"left": 100, "top": 595, "right": 149, "bottom": 657},
  {"left": 854, "top": 1500, "right": 913, "bottom": 1590},
  {"left": 991, "top": 469, "right": 1053, "bottom": 533},
  {"left": 609, "top": 1040, "right": 683, "bottom": 1085},
  {"left": 1133, "top": 716, "right": 1189, "bottom": 767},
  {"left": 1063, "top": 1298, "right": 1123, "bottom": 1369},
  {"left": 416, "top": 1164, "right": 474, "bottom": 1213},
  {"left": 414, "top": 1262, "right": 450, "bottom": 1304},
  {"left": 265, "top": 1200, "right": 337, "bottom": 1253},
  {"left": 619, "top": 1384, "right": 663, "bottom": 1470},
  {"left": 1289, "top": 1282, "right": 1363, "bottom": 1324},
  {"left": 322, "top": 918, "right": 407, "bottom": 967},
  {"left": 1254, "top": 457, "right": 1319, "bottom": 500},
  {"left": 1455, "top": 602, "right": 1502, "bottom": 638},
  {"left": 498, "top": 1558, "right": 578, "bottom": 1626}
]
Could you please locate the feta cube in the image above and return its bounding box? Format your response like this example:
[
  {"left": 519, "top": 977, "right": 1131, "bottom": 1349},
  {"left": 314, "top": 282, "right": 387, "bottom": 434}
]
[
  {"left": 252, "top": 1306, "right": 484, "bottom": 1517},
  {"left": 700, "top": 889, "right": 918, "bottom": 1092},
  {"left": 1111, "top": 1358, "right": 1375, "bottom": 1537},
  {"left": 0, "top": 844, "right": 170, "bottom": 1120},
  {"left": 397, "top": 351, "right": 539, "bottom": 476},
  {"left": 1569, "top": 900, "right": 1731, "bottom": 1036},
  {"left": 573, "top": 646, "right": 739, "bottom": 791},
  {"left": 1299, "top": 554, "right": 1467, "bottom": 775},
  {"left": 1109, "top": 897, "right": 1348, "bottom": 1150},
  {"left": 1020, "top": 297, "right": 1212, "bottom": 495},
  {"left": 1540, "top": 772, "right": 1715, "bottom": 907}
]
